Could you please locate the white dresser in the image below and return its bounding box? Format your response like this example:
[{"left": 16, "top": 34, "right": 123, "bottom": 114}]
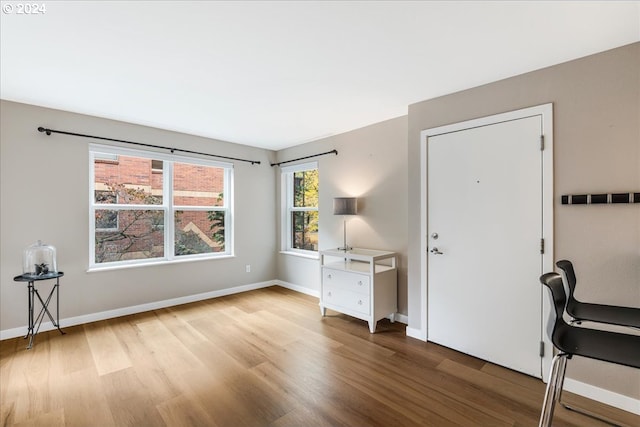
[{"left": 319, "top": 248, "right": 397, "bottom": 333}]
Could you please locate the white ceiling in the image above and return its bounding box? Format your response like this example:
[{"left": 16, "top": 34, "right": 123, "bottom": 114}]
[{"left": 1, "top": 1, "right": 639, "bottom": 150}]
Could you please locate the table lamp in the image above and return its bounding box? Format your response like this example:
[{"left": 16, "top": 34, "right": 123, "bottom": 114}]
[{"left": 333, "top": 197, "right": 357, "bottom": 251}]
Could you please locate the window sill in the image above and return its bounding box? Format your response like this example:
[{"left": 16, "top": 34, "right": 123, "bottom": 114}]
[
  {"left": 279, "top": 250, "right": 319, "bottom": 260},
  {"left": 87, "top": 253, "right": 235, "bottom": 273}
]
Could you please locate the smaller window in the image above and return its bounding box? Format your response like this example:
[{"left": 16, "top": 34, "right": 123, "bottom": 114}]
[{"left": 281, "top": 162, "right": 318, "bottom": 254}]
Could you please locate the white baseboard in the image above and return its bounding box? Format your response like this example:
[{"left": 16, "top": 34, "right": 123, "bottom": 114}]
[
  {"left": 394, "top": 313, "right": 408, "bottom": 324},
  {"left": 0, "top": 280, "right": 276, "bottom": 340},
  {"left": 564, "top": 378, "right": 640, "bottom": 416},
  {"left": 405, "top": 326, "right": 427, "bottom": 341},
  {"left": 273, "top": 280, "right": 320, "bottom": 298}
]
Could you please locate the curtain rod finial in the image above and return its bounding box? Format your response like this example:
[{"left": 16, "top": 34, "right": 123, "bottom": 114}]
[{"left": 37, "top": 127, "right": 51, "bottom": 135}]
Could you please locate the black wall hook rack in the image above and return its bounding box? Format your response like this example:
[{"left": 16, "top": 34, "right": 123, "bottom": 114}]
[{"left": 561, "top": 192, "right": 640, "bottom": 205}]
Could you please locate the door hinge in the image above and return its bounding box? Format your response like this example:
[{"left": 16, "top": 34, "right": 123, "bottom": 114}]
[
  {"left": 540, "top": 238, "right": 545, "bottom": 254},
  {"left": 539, "top": 341, "right": 545, "bottom": 357},
  {"left": 540, "top": 135, "right": 545, "bottom": 151}
]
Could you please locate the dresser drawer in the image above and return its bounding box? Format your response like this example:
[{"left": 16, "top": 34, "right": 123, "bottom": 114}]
[
  {"left": 322, "top": 268, "right": 370, "bottom": 295},
  {"left": 323, "top": 287, "right": 370, "bottom": 315}
]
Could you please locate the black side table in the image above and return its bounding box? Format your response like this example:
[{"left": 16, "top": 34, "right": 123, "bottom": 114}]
[{"left": 13, "top": 272, "right": 65, "bottom": 349}]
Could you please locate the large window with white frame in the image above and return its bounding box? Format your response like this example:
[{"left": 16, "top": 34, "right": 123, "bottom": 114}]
[
  {"left": 89, "top": 144, "right": 233, "bottom": 268},
  {"left": 281, "top": 162, "right": 318, "bottom": 254}
]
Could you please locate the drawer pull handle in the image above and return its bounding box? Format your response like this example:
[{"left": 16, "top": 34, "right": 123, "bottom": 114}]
[
  {"left": 327, "top": 291, "right": 332, "bottom": 297},
  {"left": 358, "top": 300, "right": 363, "bottom": 305},
  {"left": 327, "top": 274, "right": 332, "bottom": 279},
  {"left": 358, "top": 281, "right": 363, "bottom": 286}
]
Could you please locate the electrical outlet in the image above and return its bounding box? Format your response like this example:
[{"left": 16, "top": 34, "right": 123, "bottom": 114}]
[{"left": 245, "top": 264, "right": 251, "bottom": 273}]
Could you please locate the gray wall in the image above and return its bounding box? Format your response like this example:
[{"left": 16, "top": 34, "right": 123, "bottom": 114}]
[
  {"left": 275, "top": 116, "right": 409, "bottom": 315},
  {"left": 407, "top": 43, "right": 639, "bottom": 398},
  {"left": 1, "top": 100, "right": 277, "bottom": 331}
]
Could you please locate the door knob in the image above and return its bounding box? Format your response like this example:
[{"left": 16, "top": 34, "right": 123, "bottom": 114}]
[{"left": 430, "top": 247, "right": 444, "bottom": 255}]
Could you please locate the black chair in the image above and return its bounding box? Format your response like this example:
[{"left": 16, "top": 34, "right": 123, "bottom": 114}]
[
  {"left": 556, "top": 260, "right": 640, "bottom": 329},
  {"left": 538, "top": 272, "right": 640, "bottom": 427}
]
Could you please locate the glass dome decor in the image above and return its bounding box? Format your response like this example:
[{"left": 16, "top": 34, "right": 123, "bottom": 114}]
[{"left": 23, "top": 240, "right": 57, "bottom": 276}]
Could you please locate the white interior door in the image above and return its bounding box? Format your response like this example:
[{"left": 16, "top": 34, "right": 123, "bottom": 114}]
[{"left": 427, "top": 115, "right": 543, "bottom": 378}]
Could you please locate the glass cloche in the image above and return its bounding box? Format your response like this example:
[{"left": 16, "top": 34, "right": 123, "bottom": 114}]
[{"left": 23, "top": 240, "right": 57, "bottom": 276}]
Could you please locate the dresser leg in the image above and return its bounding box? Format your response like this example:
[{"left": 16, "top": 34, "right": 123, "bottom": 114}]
[
  {"left": 389, "top": 313, "right": 395, "bottom": 323},
  {"left": 320, "top": 305, "right": 326, "bottom": 316},
  {"left": 368, "top": 321, "right": 376, "bottom": 333}
]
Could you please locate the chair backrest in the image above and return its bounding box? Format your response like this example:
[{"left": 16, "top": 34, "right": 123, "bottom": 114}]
[
  {"left": 555, "top": 260, "right": 579, "bottom": 314},
  {"left": 539, "top": 272, "right": 572, "bottom": 352}
]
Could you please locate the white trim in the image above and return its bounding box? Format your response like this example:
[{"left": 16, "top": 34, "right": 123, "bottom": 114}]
[
  {"left": 406, "top": 325, "right": 428, "bottom": 341},
  {"left": 419, "top": 103, "right": 554, "bottom": 381},
  {"left": 279, "top": 250, "right": 319, "bottom": 260},
  {"left": 1, "top": 280, "right": 276, "bottom": 340},
  {"left": 87, "top": 253, "right": 235, "bottom": 273},
  {"left": 273, "top": 280, "right": 320, "bottom": 298},
  {"left": 394, "top": 313, "right": 409, "bottom": 325},
  {"left": 563, "top": 378, "right": 640, "bottom": 416},
  {"left": 417, "top": 126, "right": 429, "bottom": 342}
]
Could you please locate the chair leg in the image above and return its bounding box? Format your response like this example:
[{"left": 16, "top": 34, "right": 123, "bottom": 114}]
[
  {"left": 559, "top": 397, "right": 623, "bottom": 426},
  {"left": 539, "top": 353, "right": 568, "bottom": 427},
  {"left": 554, "top": 355, "right": 568, "bottom": 404},
  {"left": 542, "top": 354, "right": 622, "bottom": 426},
  {"left": 554, "top": 357, "right": 622, "bottom": 426}
]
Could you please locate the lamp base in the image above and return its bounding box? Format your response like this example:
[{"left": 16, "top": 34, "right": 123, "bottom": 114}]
[{"left": 338, "top": 218, "right": 353, "bottom": 252}]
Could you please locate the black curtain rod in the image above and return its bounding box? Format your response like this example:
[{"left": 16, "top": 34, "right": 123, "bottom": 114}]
[
  {"left": 270, "top": 149, "right": 338, "bottom": 167},
  {"left": 37, "top": 127, "right": 261, "bottom": 165}
]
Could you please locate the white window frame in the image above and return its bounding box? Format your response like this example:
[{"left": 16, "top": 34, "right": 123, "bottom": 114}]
[
  {"left": 89, "top": 144, "right": 233, "bottom": 270},
  {"left": 280, "top": 161, "right": 318, "bottom": 256}
]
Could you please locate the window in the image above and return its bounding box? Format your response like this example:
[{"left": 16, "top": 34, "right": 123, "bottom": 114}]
[
  {"left": 281, "top": 162, "right": 318, "bottom": 254},
  {"left": 90, "top": 145, "right": 233, "bottom": 268}
]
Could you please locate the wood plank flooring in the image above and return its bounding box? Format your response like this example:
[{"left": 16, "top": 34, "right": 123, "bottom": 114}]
[{"left": 1, "top": 286, "right": 638, "bottom": 426}]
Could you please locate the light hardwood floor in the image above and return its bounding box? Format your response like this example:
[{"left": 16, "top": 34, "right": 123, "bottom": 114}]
[{"left": 1, "top": 286, "right": 638, "bottom": 427}]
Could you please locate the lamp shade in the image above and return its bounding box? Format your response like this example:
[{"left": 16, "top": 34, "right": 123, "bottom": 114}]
[{"left": 333, "top": 197, "right": 357, "bottom": 215}]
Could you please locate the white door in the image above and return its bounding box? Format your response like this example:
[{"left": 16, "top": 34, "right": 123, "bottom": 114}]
[{"left": 427, "top": 115, "right": 543, "bottom": 378}]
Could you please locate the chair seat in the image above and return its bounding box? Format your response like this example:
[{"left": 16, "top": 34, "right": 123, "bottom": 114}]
[
  {"left": 570, "top": 301, "right": 640, "bottom": 329},
  {"left": 555, "top": 322, "right": 640, "bottom": 369}
]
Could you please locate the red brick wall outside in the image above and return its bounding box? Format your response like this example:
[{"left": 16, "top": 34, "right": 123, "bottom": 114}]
[
  {"left": 173, "top": 162, "right": 224, "bottom": 206},
  {"left": 151, "top": 170, "right": 162, "bottom": 191},
  {"left": 94, "top": 157, "right": 161, "bottom": 202}
]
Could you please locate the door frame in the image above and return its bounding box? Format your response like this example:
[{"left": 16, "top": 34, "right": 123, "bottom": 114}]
[{"left": 418, "top": 103, "right": 554, "bottom": 381}]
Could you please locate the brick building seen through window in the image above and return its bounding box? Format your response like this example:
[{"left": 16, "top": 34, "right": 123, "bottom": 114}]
[{"left": 92, "top": 151, "right": 229, "bottom": 265}]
